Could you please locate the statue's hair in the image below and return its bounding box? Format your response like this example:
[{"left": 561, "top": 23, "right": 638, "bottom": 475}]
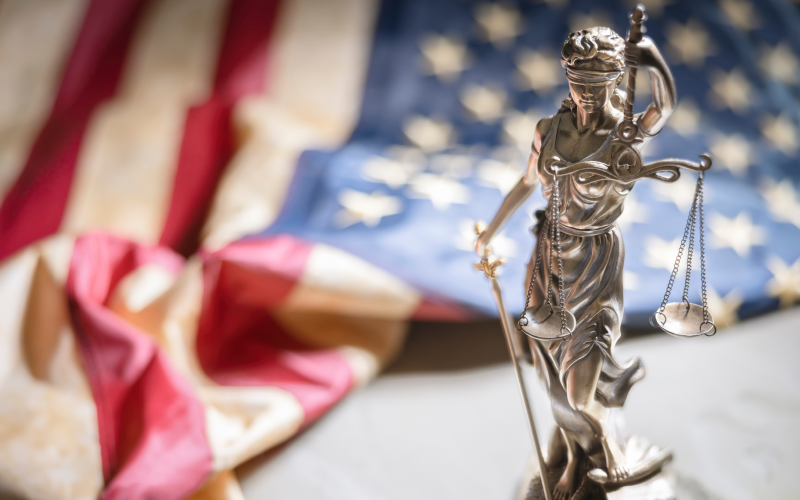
[{"left": 561, "top": 27, "right": 625, "bottom": 71}]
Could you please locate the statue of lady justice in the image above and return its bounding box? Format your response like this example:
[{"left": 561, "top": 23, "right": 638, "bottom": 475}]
[{"left": 474, "top": 6, "right": 713, "bottom": 500}]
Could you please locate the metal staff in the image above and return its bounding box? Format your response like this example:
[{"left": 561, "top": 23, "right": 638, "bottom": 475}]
[{"left": 474, "top": 224, "right": 553, "bottom": 500}]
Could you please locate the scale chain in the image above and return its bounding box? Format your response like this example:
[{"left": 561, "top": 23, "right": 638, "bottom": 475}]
[
  {"left": 698, "top": 172, "right": 713, "bottom": 333},
  {"left": 552, "top": 174, "right": 570, "bottom": 339},
  {"left": 682, "top": 179, "right": 701, "bottom": 302},
  {"left": 658, "top": 175, "right": 701, "bottom": 313}
]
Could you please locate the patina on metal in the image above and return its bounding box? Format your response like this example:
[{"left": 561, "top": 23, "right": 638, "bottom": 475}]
[{"left": 473, "top": 4, "right": 715, "bottom": 500}]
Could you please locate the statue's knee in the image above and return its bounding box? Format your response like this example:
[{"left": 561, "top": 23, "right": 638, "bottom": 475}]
[{"left": 567, "top": 392, "right": 591, "bottom": 413}]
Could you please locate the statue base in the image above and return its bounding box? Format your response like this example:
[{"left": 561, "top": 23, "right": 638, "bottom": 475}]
[{"left": 518, "top": 436, "right": 676, "bottom": 500}]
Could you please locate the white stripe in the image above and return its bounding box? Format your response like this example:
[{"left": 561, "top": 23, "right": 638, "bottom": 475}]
[
  {"left": 0, "top": 0, "right": 89, "bottom": 200},
  {"left": 61, "top": 0, "right": 228, "bottom": 244}
]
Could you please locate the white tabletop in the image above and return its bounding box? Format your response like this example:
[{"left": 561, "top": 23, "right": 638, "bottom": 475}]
[{"left": 238, "top": 308, "right": 800, "bottom": 500}]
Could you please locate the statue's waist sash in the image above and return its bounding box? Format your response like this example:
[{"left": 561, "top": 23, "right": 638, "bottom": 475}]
[{"left": 537, "top": 210, "right": 616, "bottom": 237}]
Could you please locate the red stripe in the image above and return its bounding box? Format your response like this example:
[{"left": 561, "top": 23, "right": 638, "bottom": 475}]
[
  {"left": 0, "top": 0, "right": 147, "bottom": 261},
  {"left": 68, "top": 233, "right": 211, "bottom": 499},
  {"left": 198, "top": 236, "right": 353, "bottom": 425},
  {"left": 159, "top": 0, "right": 282, "bottom": 256}
]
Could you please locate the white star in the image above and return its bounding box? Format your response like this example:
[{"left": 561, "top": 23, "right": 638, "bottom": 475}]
[
  {"left": 709, "top": 211, "right": 766, "bottom": 257},
  {"left": 477, "top": 158, "right": 524, "bottom": 195},
  {"left": 766, "top": 255, "right": 800, "bottom": 308},
  {"left": 708, "top": 68, "right": 752, "bottom": 115},
  {"left": 760, "top": 43, "right": 800, "bottom": 86},
  {"left": 502, "top": 108, "right": 543, "bottom": 152},
  {"left": 407, "top": 173, "right": 470, "bottom": 210},
  {"left": 617, "top": 192, "right": 650, "bottom": 230},
  {"left": 666, "top": 99, "right": 702, "bottom": 136},
  {"left": 455, "top": 219, "right": 518, "bottom": 257},
  {"left": 515, "top": 49, "right": 563, "bottom": 94},
  {"left": 474, "top": 3, "right": 524, "bottom": 48},
  {"left": 665, "top": 19, "right": 715, "bottom": 68},
  {"left": 568, "top": 9, "right": 613, "bottom": 33},
  {"left": 335, "top": 190, "right": 402, "bottom": 228},
  {"left": 429, "top": 153, "right": 473, "bottom": 178},
  {"left": 460, "top": 83, "right": 507, "bottom": 123},
  {"left": 759, "top": 178, "right": 800, "bottom": 230},
  {"left": 652, "top": 173, "right": 699, "bottom": 211},
  {"left": 760, "top": 114, "right": 798, "bottom": 157},
  {"left": 623, "top": 270, "right": 641, "bottom": 291},
  {"left": 706, "top": 286, "right": 743, "bottom": 329},
  {"left": 403, "top": 115, "right": 454, "bottom": 152},
  {"left": 644, "top": 236, "right": 685, "bottom": 271},
  {"left": 626, "top": 0, "right": 672, "bottom": 16},
  {"left": 361, "top": 154, "right": 424, "bottom": 189},
  {"left": 420, "top": 34, "right": 470, "bottom": 82},
  {"left": 719, "top": 0, "right": 760, "bottom": 31},
  {"left": 708, "top": 133, "right": 752, "bottom": 176}
]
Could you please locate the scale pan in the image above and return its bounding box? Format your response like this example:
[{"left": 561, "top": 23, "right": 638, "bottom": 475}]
[
  {"left": 518, "top": 304, "right": 576, "bottom": 340},
  {"left": 651, "top": 302, "right": 715, "bottom": 337}
]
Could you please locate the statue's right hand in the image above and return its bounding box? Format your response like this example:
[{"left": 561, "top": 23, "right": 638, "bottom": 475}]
[{"left": 475, "top": 230, "right": 490, "bottom": 259}]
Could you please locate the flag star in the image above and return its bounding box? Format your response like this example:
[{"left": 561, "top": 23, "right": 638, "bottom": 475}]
[
  {"left": 760, "top": 114, "right": 798, "bottom": 157},
  {"left": 644, "top": 236, "right": 685, "bottom": 271},
  {"left": 652, "top": 173, "right": 699, "bottom": 211},
  {"left": 759, "top": 178, "right": 800, "bottom": 230},
  {"left": 665, "top": 20, "right": 715, "bottom": 68},
  {"left": 516, "top": 49, "right": 563, "bottom": 94},
  {"left": 420, "top": 34, "right": 470, "bottom": 82},
  {"left": 719, "top": 0, "right": 760, "bottom": 31},
  {"left": 568, "top": 9, "right": 613, "bottom": 33},
  {"left": 502, "top": 109, "right": 542, "bottom": 153},
  {"left": 766, "top": 255, "right": 800, "bottom": 308},
  {"left": 460, "top": 83, "right": 508, "bottom": 123},
  {"left": 623, "top": 270, "right": 640, "bottom": 291},
  {"left": 403, "top": 115, "right": 454, "bottom": 152},
  {"left": 407, "top": 173, "right": 470, "bottom": 210},
  {"left": 626, "top": 0, "right": 672, "bottom": 16},
  {"left": 760, "top": 43, "right": 800, "bottom": 86},
  {"left": 709, "top": 211, "right": 766, "bottom": 257},
  {"left": 709, "top": 133, "right": 752, "bottom": 176},
  {"left": 708, "top": 68, "right": 752, "bottom": 115},
  {"left": 617, "top": 192, "right": 650, "bottom": 230},
  {"left": 666, "top": 99, "right": 702, "bottom": 136},
  {"left": 361, "top": 155, "right": 423, "bottom": 189},
  {"left": 429, "top": 154, "right": 474, "bottom": 178},
  {"left": 707, "top": 286, "right": 743, "bottom": 328},
  {"left": 477, "top": 159, "right": 524, "bottom": 195},
  {"left": 335, "top": 190, "right": 402, "bottom": 228},
  {"left": 474, "top": 3, "right": 524, "bottom": 48}
]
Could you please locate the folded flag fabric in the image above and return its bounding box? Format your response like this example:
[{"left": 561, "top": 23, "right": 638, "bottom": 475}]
[{"left": 0, "top": 0, "right": 798, "bottom": 499}]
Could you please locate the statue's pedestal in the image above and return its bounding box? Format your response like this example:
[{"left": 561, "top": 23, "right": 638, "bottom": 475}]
[{"left": 519, "top": 436, "right": 676, "bottom": 500}]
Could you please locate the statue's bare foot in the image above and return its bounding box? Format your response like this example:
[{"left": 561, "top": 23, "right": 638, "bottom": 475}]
[
  {"left": 553, "top": 474, "right": 574, "bottom": 500},
  {"left": 553, "top": 451, "right": 579, "bottom": 500},
  {"left": 602, "top": 437, "right": 630, "bottom": 483},
  {"left": 607, "top": 463, "right": 631, "bottom": 482}
]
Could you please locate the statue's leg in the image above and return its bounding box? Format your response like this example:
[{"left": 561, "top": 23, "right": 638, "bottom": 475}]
[
  {"left": 564, "top": 349, "right": 630, "bottom": 483},
  {"left": 553, "top": 428, "right": 582, "bottom": 500},
  {"left": 546, "top": 425, "right": 566, "bottom": 468}
]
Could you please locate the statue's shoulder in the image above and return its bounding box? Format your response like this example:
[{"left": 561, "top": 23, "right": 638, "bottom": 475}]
[{"left": 533, "top": 113, "right": 560, "bottom": 152}]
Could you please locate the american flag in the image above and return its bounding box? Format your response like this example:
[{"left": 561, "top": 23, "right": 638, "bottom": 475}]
[{"left": 0, "top": 0, "right": 798, "bottom": 498}]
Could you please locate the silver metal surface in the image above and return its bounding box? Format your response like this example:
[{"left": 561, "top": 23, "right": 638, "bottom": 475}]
[
  {"left": 652, "top": 303, "right": 715, "bottom": 338},
  {"left": 519, "top": 305, "right": 577, "bottom": 341},
  {"left": 474, "top": 4, "right": 715, "bottom": 499}
]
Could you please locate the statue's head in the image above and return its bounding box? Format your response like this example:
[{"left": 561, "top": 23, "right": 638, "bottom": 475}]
[{"left": 561, "top": 27, "right": 625, "bottom": 114}]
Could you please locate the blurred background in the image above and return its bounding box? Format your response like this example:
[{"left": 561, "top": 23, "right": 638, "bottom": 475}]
[{"left": 0, "top": 0, "right": 798, "bottom": 499}]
